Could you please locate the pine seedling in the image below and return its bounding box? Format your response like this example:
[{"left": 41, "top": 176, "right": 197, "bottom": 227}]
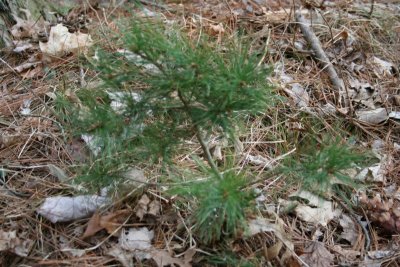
[
  {"left": 89, "top": 19, "right": 273, "bottom": 173},
  {"left": 283, "top": 138, "right": 366, "bottom": 197},
  {"left": 66, "top": 18, "right": 273, "bottom": 243}
]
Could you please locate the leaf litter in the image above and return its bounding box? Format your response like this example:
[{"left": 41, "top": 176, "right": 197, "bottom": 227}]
[{"left": 1, "top": 0, "right": 400, "bottom": 266}]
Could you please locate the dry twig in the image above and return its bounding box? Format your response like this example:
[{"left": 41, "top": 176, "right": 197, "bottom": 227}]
[{"left": 295, "top": 11, "right": 344, "bottom": 92}]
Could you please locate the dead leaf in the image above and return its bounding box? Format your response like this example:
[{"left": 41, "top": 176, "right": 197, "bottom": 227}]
[
  {"left": 21, "top": 64, "right": 44, "bottom": 79},
  {"left": 284, "top": 83, "right": 309, "bottom": 108},
  {"left": 339, "top": 214, "right": 359, "bottom": 245},
  {"left": 356, "top": 163, "right": 385, "bottom": 183},
  {"left": 150, "top": 249, "right": 191, "bottom": 267},
  {"left": 248, "top": 217, "right": 294, "bottom": 254},
  {"left": 349, "top": 79, "right": 375, "bottom": 109},
  {"left": 0, "top": 230, "right": 33, "bottom": 257},
  {"left": 107, "top": 245, "right": 134, "bottom": 267},
  {"left": 11, "top": 9, "right": 46, "bottom": 40},
  {"left": 39, "top": 24, "right": 93, "bottom": 58},
  {"left": 183, "top": 247, "right": 196, "bottom": 265},
  {"left": 148, "top": 200, "right": 161, "bottom": 216},
  {"left": 394, "top": 95, "right": 400, "bottom": 106},
  {"left": 81, "top": 134, "right": 101, "bottom": 156},
  {"left": 116, "top": 50, "right": 160, "bottom": 74},
  {"left": 368, "top": 250, "right": 394, "bottom": 259},
  {"left": 332, "top": 245, "right": 360, "bottom": 262},
  {"left": 14, "top": 62, "right": 40, "bottom": 73},
  {"left": 136, "top": 194, "right": 150, "bottom": 220},
  {"left": 300, "top": 241, "right": 334, "bottom": 267},
  {"left": 213, "top": 144, "right": 223, "bottom": 160},
  {"left": 82, "top": 210, "right": 131, "bottom": 239},
  {"left": 356, "top": 108, "right": 388, "bottom": 124},
  {"left": 289, "top": 190, "right": 341, "bottom": 226},
  {"left": 294, "top": 204, "right": 335, "bottom": 226},
  {"left": 371, "top": 139, "right": 385, "bottom": 158},
  {"left": 209, "top": 23, "right": 225, "bottom": 34},
  {"left": 122, "top": 168, "right": 147, "bottom": 188},
  {"left": 265, "top": 240, "right": 283, "bottom": 261},
  {"left": 363, "top": 257, "right": 384, "bottom": 267},
  {"left": 246, "top": 154, "right": 270, "bottom": 166},
  {"left": 119, "top": 227, "right": 154, "bottom": 260},
  {"left": 0, "top": 132, "right": 20, "bottom": 148},
  {"left": 370, "top": 56, "right": 396, "bottom": 77},
  {"left": 101, "top": 210, "right": 131, "bottom": 235},
  {"left": 82, "top": 212, "right": 103, "bottom": 239},
  {"left": 108, "top": 91, "right": 142, "bottom": 114},
  {"left": 47, "top": 164, "right": 69, "bottom": 182},
  {"left": 20, "top": 99, "right": 31, "bottom": 115},
  {"left": 383, "top": 185, "right": 400, "bottom": 201},
  {"left": 389, "top": 111, "right": 400, "bottom": 120},
  {"left": 13, "top": 42, "right": 33, "bottom": 53},
  {"left": 140, "top": 7, "right": 158, "bottom": 17},
  {"left": 60, "top": 247, "right": 86, "bottom": 257}
]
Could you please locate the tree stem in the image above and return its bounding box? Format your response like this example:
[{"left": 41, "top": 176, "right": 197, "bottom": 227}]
[
  {"left": 194, "top": 124, "right": 223, "bottom": 179},
  {"left": 177, "top": 90, "right": 223, "bottom": 179}
]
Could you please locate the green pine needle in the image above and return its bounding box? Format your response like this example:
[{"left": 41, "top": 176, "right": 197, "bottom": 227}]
[
  {"left": 175, "top": 171, "right": 255, "bottom": 244},
  {"left": 283, "top": 139, "right": 367, "bottom": 196}
]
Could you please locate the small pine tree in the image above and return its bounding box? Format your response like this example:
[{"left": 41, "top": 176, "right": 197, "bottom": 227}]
[
  {"left": 282, "top": 138, "right": 367, "bottom": 198},
  {"left": 63, "top": 18, "right": 273, "bottom": 243}
]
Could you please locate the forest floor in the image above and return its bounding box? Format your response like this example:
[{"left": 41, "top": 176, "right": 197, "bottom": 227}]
[{"left": 0, "top": 0, "right": 399, "bottom": 266}]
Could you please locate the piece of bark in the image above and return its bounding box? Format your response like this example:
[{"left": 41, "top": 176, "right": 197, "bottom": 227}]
[{"left": 295, "top": 11, "right": 344, "bottom": 92}]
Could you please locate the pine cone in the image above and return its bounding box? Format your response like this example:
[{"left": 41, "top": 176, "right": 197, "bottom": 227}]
[{"left": 359, "top": 192, "right": 400, "bottom": 233}]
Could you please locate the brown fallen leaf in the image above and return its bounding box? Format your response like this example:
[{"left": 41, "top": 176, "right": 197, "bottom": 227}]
[
  {"left": 136, "top": 194, "right": 150, "bottom": 220},
  {"left": 101, "top": 210, "right": 131, "bottom": 235},
  {"left": 82, "top": 212, "right": 103, "bottom": 239},
  {"left": 14, "top": 62, "right": 41, "bottom": 73},
  {"left": 264, "top": 240, "right": 283, "bottom": 261},
  {"left": 300, "top": 241, "right": 334, "bottom": 267},
  {"left": 0, "top": 230, "right": 33, "bottom": 257},
  {"left": 82, "top": 210, "right": 131, "bottom": 239},
  {"left": 11, "top": 9, "right": 47, "bottom": 40},
  {"left": 339, "top": 214, "right": 359, "bottom": 246},
  {"left": 150, "top": 248, "right": 193, "bottom": 267},
  {"left": 39, "top": 24, "right": 93, "bottom": 58},
  {"left": 332, "top": 245, "right": 360, "bottom": 262},
  {"left": 107, "top": 245, "right": 134, "bottom": 267},
  {"left": 183, "top": 248, "right": 196, "bottom": 264},
  {"left": 135, "top": 194, "right": 161, "bottom": 220},
  {"left": 148, "top": 200, "right": 161, "bottom": 216},
  {"left": 209, "top": 23, "right": 225, "bottom": 35},
  {"left": 21, "top": 64, "right": 44, "bottom": 79}
]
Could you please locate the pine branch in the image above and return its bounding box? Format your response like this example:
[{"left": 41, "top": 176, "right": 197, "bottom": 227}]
[{"left": 177, "top": 89, "right": 222, "bottom": 179}]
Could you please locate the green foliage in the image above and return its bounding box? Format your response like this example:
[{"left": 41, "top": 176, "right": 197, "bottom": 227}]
[
  {"left": 92, "top": 17, "right": 272, "bottom": 144},
  {"left": 59, "top": 17, "right": 274, "bottom": 244},
  {"left": 283, "top": 138, "right": 366, "bottom": 196},
  {"left": 175, "top": 171, "right": 255, "bottom": 244},
  {"left": 64, "top": 17, "right": 272, "bottom": 188}
]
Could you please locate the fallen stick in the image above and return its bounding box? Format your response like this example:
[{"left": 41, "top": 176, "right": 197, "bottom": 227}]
[{"left": 295, "top": 11, "right": 344, "bottom": 92}]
